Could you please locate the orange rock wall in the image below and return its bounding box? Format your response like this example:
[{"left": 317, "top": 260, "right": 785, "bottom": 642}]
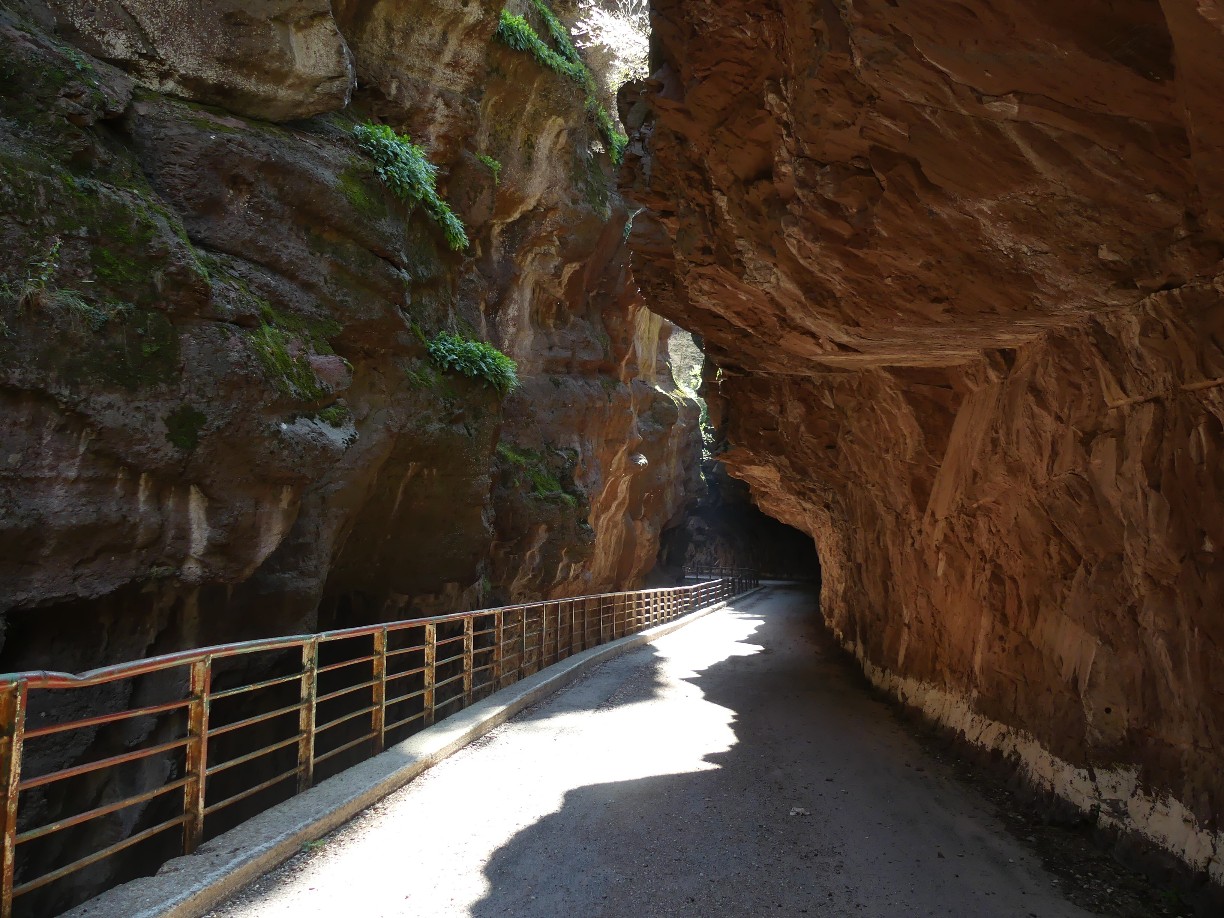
[{"left": 627, "top": 0, "right": 1224, "bottom": 882}]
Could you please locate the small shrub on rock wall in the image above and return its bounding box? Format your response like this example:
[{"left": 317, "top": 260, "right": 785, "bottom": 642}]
[
  {"left": 352, "top": 122, "right": 469, "bottom": 251},
  {"left": 1, "top": 238, "right": 134, "bottom": 331},
  {"left": 426, "top": 332, "right": 520, "bottom": 395},
  {"left": 493, "top": 2, "right": 628, "bottom": 164}
]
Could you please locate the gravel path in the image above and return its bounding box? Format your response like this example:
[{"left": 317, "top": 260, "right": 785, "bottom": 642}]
[{"left": 207, "top": 584, "right": 1101, "bottom": 917}]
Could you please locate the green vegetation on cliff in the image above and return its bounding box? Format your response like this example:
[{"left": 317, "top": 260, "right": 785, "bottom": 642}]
[
  {"left": 496, "top": 442, "right": 579, "bottom": 507},
  {"left": 248, "top": 323, "right": 331, "bottom": 401},
  {"left": 164, "top": 404, "right": 207, "bottom": 450},
  {"left": 427, "top": 331, "right": 519, "bottom": 395},
  {"left": 1, "top": 238, "right": 135, "bottom": 332},
  {"left": 476, "top": 153, "right": 502, "bottom": 184},
  {"left": 494, "top": 1, "right": 629, "bottom": 165},
  {"left": 352, "top": 122, "right": 469, "bottom": 251}
]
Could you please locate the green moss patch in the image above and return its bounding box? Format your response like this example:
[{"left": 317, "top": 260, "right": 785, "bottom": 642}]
[
  {"left": 164, "top": 404, "right": 207, "bottom": 450},
  {"left": 496, "top": 442, "right": 579, "bottom": 506},
  {"left": 316, "top": 404, "right": 350, "bottom": 427},
  {"left": 248, "top": 323, "right": 330, "bottom": 402},
  {"left": 338, "top": 164, "right": 389, "bottom": 219}
]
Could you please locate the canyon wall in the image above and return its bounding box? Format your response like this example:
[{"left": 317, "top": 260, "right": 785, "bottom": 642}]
[
  {"left": 0, "top": 3, "right": 698, "bottom": 907},
  {"left": 626, "top": 0, "right": 1224, "bottom": 891},
  {"left": 0, "top": 0, "right": 700, "bottom": 673}
]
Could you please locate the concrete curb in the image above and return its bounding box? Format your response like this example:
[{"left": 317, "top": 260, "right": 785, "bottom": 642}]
[{"left": 64, "top": 587, "right": 764, "bottom": 918}]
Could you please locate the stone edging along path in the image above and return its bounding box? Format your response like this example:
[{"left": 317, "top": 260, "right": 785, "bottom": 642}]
[{"left": 63, "top": 588, "right": 764, "bottom": 918}]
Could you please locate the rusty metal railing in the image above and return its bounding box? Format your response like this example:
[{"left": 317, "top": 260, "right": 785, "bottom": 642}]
[{"left": 0, "top": 575, "right": 757, "bottom": 916}]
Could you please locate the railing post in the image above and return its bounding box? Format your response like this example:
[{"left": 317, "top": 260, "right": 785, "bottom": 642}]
[
  {"left": 463, "top": 617, "right": 474, "bottom": 708},
  {"left": 493, "top": 610, "right": 504, "bottom": 689},
  {"left": 297, "top": 639, "right": 318, "bottom": 793},
  {"left": 520, "top": 608, "right": 528, "bottom": 679},
  {"left": 424, "top": 624, "right": 437, "bottom": 727},
  {"left": 372, "top": 629, "right": 387, "bottom": 754},
  {"left": 183, "top": 658, "right": 211, "bottom": 854},
  {"left": 540, "top": 604, "right": 548, "bottom": 668},
  {"left": 0, "top": 680, "right": 26, "bottom": 918}
]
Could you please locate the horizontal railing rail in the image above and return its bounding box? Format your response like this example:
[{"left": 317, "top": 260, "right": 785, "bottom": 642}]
[
  {"left": 684, "top": 565, "right": 816, "bottom": 581},
  {"left": 0, "top": 575, "right": 758, "bottom": 917}
]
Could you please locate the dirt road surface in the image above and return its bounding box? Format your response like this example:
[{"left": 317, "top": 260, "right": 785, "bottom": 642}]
[{"left": 208, "top": 584, "right": 1102, "bottom": 917}]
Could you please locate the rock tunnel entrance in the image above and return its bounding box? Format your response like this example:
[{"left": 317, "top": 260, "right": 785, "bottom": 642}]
[{"left": 655, "top": 461, "right": 821, "bottom": 582}]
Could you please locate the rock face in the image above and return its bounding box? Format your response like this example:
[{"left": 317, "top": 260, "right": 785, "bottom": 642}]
[
  {"left": 0, "top": 0, "right": 699, "bottom": 652},
  {"left": 39, "top": 0, "right": 356, "bottom": 120},
  {"left": 0, "top": 3, "right": 699, "bottom": 908},
  {"left": 627, "top": 0, "right": 1224, "bottom": 891}
]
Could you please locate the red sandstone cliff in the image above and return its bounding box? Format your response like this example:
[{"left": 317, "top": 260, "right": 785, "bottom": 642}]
[{"left": 626, "top": 0, "right": 1224, "bottom": 888}]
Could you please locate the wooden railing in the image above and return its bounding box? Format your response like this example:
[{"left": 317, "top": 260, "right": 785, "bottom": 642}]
[{"left": 0, "top": 575, "right": 757, "bottom": 916}]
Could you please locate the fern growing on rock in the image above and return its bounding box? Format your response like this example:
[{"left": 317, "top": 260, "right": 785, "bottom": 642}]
[
  {"left": 493, "top": 3, "right": 629, "bottom": 165},
  {"left": 352, "top": 122, "right": 469, "bottom": 251},
  {"left": 426, "top": 331, "right": 520, "bottom": 395}
]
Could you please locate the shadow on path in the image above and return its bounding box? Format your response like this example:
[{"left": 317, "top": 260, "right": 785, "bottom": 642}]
[{"left": 470, "top": 584, "right": 1097, "bottom": 918}]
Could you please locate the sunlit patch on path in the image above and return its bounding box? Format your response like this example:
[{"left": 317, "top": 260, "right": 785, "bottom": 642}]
[{"left": 209, "top": 587, "right": 1096, "bottom": 918}]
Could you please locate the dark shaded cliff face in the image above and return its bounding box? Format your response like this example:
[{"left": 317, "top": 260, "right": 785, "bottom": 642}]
[
  {"left": 626, "top": 0, "right": 1224, "bottom": 888},
  {"left": 0, "top": 0, "right": 702, "bottom": 672}
]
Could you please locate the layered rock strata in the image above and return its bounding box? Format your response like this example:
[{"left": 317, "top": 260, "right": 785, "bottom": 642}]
[{"left": 627, "top": 0, "right": 1224, "bottom": 892}]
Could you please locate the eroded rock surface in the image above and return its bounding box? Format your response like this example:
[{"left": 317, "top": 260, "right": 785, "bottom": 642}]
[
  {"left": 0, "top": 2, "right": 697, "bottom": 908},
  {"left": 626, "top": 0, "right": 1224, "bottom": 893},
  {"left": 39, "top": 0, "right": 356, "bottom": 120}
]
